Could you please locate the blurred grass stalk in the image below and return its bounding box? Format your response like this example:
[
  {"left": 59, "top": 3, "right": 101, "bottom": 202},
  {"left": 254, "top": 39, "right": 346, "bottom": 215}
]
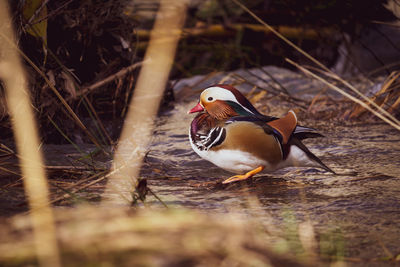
[
  {"left": 0, "top": 2, "right": 61, "bottom": 267},
  {"left": 102, "top": 0, "right": 188, "bottom": 204}
]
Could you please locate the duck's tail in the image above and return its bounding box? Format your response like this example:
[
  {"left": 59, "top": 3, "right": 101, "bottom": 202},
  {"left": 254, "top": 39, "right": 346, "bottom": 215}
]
[
  {"left": 293, "top": 125, "right": 325, "bottom": 140},
  {"left": 289, "top": 137, "right": 336, "bottom": 174}
]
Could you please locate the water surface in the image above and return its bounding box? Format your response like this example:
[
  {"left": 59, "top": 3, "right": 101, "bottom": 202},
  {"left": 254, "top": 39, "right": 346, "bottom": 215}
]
[{"left": 142, "top": 100, "right": 400, "bottom": 263}]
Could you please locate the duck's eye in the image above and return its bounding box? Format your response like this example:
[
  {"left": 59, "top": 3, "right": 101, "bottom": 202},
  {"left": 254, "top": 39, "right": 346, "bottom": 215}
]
[{"left": 207, "top": 97, "right": 213, "bottom": 101}]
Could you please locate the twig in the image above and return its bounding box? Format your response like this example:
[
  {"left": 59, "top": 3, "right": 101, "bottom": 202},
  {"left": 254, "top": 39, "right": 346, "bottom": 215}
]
[
  {"left": 243, "top": 69, "right": 281, "bottom": 95},
  {"left": 25, "top": 0, "right": 50, "bottom": 26},
  {"left": 75, "top": 61, "right": 145, "bottom": 99},
  {"left": 258, "top": 67, "right": 293, "bottom": 96},
  {"left": 136, "top": 24, "right": 337, "bottom": 40},
  {"left": 32, "top": 0, "right": 74, "bottom": 25},
  {"left": 174, "top": 71, "right": 218, "bottom": 100},
  {"left": 244, "top": 68, "right": 295, "bottom": 99}
]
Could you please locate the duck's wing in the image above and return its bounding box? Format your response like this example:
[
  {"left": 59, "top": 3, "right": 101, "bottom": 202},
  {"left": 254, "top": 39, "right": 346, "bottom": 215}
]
[
  {"left": 226, "top": 113, "right": 335, "bottom": 174},
  {"left": 233, "top": 112, "right": 325, "bottom": 141},
  {"left": 226, "top": 116, "right": 285, "bottom": 144}
]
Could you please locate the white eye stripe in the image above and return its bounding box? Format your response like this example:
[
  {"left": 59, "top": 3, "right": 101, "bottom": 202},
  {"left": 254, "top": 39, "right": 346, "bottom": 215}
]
[
  {"left": 202, "top": 87, "right": 237, "bottom": 102},
  {"left": 201, "top": 86, "right": 256, "bottom": 115}
]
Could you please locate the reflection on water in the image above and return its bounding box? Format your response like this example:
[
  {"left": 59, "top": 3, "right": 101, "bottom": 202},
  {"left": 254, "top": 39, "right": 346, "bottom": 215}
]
[{"left": 141, "top": 101, "right": 400, "bottom": 261}]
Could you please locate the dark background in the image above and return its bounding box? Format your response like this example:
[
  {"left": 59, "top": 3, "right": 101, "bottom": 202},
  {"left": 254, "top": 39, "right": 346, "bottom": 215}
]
[{"left": 2, "top": 0, "right": 399, "bottom": 143}]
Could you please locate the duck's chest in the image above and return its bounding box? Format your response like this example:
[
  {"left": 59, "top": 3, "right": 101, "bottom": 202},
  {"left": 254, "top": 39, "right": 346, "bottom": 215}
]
[{"left": 189, "top": 113, "right": 225, "bottom": 152}]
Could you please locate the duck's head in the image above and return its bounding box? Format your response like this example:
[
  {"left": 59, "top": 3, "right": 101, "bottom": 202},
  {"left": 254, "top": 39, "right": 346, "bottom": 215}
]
[{"left": 188, "top": 85, "right": 261, "bottom": 120}]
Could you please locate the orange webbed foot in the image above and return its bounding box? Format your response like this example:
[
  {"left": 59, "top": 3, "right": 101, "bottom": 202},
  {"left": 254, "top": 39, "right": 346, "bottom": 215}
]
[{"left": 222, "top": 166, "right": 265, "bottom": 184}]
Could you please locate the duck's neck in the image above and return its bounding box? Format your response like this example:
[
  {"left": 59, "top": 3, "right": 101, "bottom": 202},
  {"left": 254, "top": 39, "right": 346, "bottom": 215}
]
[{"left": 190, "top": 113, "right": 217, "bottom": 136}]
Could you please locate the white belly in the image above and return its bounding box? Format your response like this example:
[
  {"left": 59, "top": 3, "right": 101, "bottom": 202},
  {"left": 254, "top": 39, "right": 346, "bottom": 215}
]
[{"left": 189, "top": 131, "right": 274, "bottom": 173}]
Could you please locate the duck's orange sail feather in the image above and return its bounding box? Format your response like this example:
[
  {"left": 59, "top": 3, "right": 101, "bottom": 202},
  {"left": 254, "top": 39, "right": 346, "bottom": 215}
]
[{"left": 267, "top": 110, "right": 297, "bottom": 144}]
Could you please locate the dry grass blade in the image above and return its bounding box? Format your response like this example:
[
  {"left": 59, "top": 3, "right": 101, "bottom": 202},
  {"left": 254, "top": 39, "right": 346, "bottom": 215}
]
[
  {"left": 75, "top": 61, "right": 144, "bottom": 99},
  {"left": 102, "top": 0, "right": 188, "bottom": 205},
  {"left": 232, "top": 72, "right": 309, "bottom": 109},
  {"left": 0, "top": 165, "right": 21, "bottom": 177},
  {"left": 349, "top": 71, "right": 400, "bottom": 118},
  {"left": 287, "top": 58, "right": 400, "bottom": 131},
  {"left": 175, "top": 70, "right": 218, "bottom": 100},
  {"left": 388, "top": 94, "right": 400, "bottom": 114},
  {"left": 0, "top": 32, "right": 105, "bottom": 152},
  {"left": 49, "top": 170, "right": 108, "bottom": 205},
  {"left": 0, "top": 2, "right": 61, "bottom": 266},
  {"left": 232, "top": 0, "right": 400, "bottom": 130},
  {"left": 47, "top": 115, "right": 86, "bottom": 155},
  {"left": 0, "top": 143, "right": 14, "bottom": 154},
  {"left": 82, "top": 95, "right": 113, "bottom": 146},
  {"left": 323, "top": 70, "right": 400, "bottom": 126}
]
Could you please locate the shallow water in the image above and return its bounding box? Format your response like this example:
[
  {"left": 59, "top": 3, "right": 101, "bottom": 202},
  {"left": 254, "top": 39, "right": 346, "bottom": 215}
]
[{"left": 141, "top": 100, "right": 400, "bottom": 263}]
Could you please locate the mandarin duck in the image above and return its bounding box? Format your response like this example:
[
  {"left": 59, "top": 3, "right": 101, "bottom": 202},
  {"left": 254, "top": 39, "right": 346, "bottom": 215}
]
[{"left": 188, "top": 84, "right": 335, "bottom": 184}]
